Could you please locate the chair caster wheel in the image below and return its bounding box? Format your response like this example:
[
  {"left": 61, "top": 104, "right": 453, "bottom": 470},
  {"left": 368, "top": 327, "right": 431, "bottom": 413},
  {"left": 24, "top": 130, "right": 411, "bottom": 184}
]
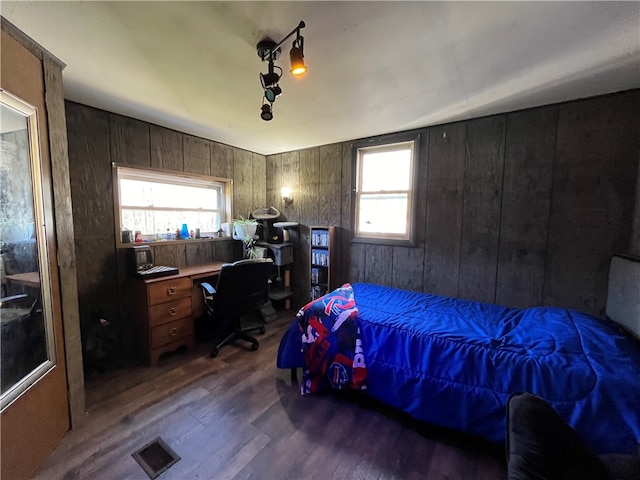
[
  {"left": 210, "top": 348, "right": 219, "bottom": 358},
  {"left": 259, "top": 327, "right": 265, "bottom": 334},
  {"left": 251, "top": 342, "right": 259, "bottom": 351}
]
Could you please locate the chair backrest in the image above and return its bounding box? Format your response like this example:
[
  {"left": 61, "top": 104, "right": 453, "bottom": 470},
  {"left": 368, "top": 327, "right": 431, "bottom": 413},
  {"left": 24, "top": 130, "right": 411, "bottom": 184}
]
[{"left": 212, "top": 258, "right": 274, "bottom": 316}]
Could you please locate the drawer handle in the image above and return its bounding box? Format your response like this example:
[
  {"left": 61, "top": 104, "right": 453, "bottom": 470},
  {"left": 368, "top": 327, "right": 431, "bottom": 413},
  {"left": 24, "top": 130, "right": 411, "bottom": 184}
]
[
  {"left": 168, "top": 307, "right": 177, "bottom": 316},
  {"left": 167, "top": 286, "right": 177, "bottom": 295},
  {"left": 170, "top": 327, "right": 178, "bottom": 337}
]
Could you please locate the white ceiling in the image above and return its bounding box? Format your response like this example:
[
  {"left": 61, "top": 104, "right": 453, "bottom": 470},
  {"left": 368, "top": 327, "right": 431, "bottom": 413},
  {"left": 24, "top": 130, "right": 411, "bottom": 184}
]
[{"left": 1, "top": 1, "right": 639, "bottom": 155}]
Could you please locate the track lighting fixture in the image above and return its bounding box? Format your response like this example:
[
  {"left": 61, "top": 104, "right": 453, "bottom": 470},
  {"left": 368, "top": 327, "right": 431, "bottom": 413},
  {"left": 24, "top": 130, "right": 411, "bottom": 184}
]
[
  {"left": 260, "top": 60, "right": 283, "bottom": 103},
  {"left": 260, "top": 70, "right": 280, "bottom": 90},
  {"left": 256, "top": 21, "right": 307, "bottom": 121},
  {"left": 289, "top": 38, "right": 307, "bottom": 75},
  {"left": 260, "top": 102, "right": 273, "bottom": 121},
  {"left": 265, "top": 85, "right": 282, "bottom": 103}
]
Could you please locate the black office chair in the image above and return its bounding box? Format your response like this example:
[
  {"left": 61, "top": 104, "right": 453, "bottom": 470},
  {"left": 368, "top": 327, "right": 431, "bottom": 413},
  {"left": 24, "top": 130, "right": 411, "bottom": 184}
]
[
  {"left": 1, "top": 293, "right": 46, "bottom": 392},
  {"left": 199, "top": 258, "right": 274, "bottom": 358}
]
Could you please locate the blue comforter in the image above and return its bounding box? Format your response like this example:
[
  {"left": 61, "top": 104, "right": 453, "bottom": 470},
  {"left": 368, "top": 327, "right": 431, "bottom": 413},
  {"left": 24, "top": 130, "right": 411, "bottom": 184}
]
[{"left": 277, "top": 283, "right": 640, "bottom": 454}]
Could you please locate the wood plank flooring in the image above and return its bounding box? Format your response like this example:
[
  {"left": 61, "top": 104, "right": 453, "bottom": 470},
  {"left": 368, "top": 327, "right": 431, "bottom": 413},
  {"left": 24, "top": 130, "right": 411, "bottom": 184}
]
[{"left": 35, "top": 313, "right": 507, "bottom": 480}]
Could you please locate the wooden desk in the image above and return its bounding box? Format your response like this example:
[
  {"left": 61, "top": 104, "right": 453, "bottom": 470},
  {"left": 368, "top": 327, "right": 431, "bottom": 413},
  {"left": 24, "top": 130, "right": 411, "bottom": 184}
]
[
  {"left": 5, "top": 272, "right": 40, "bottom": 288},
  {"left": 125, "top": 262, "right": 224, "bottom": 365}
]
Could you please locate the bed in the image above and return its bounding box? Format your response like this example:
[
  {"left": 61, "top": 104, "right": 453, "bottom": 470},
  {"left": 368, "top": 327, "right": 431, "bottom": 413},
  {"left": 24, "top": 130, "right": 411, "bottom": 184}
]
[{"left": 276, "top": 255, "right": 640, "bottom": 455}]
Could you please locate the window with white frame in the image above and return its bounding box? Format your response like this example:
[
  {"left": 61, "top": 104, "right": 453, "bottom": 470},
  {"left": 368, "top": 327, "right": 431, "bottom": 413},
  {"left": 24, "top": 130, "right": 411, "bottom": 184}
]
[
  {"left": 354, "top": 136, "right": 418, "bottom": 242},
  {"left": 115, "top": 165, "right": 232, "bottom": 241}
]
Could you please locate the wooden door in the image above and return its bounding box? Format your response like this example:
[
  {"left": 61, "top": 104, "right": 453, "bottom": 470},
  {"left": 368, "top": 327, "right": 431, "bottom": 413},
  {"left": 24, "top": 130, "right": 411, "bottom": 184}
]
[{"left": 1, "top": 29, "right": 70, "bottom": 479}]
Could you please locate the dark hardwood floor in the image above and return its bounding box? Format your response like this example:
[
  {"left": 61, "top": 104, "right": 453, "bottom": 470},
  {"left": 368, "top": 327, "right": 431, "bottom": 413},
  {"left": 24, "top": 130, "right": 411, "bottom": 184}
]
[{"left": 35, "top": 312, "right": 507, "bottom": 479}]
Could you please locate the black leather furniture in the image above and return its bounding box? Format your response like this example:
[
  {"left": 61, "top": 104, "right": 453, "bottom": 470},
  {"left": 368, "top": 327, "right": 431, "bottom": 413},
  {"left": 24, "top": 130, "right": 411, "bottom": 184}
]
[
  {"left": 199, "top": 258, "right": 274, "bottom": 358},
  {"left": 506, "top": 392, "right": 640, "bottom": 480}
]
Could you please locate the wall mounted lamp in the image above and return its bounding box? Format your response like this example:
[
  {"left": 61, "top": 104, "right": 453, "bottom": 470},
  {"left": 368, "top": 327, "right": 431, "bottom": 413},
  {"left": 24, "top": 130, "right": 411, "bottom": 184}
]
[
  {"left": 257, "top": 21, "right": 307, "bottom": 121},
  {"left": 281, "top": 186, "right": 293, "bottom": 205}
]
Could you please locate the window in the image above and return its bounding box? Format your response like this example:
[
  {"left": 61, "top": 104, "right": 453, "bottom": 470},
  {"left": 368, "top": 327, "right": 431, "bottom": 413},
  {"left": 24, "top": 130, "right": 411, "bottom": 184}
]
[
  {"left": 353, "top": 135, "right": 418, "bottom": 242},
  {"left": 114, "top": 165, "right": 232, "bottom": 242}
]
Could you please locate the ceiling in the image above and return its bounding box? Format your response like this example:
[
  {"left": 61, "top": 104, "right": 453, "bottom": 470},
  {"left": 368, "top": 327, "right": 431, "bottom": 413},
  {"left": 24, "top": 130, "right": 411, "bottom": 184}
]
[{"left": 1, "top": 1, "right": 639, "bottom": 155}]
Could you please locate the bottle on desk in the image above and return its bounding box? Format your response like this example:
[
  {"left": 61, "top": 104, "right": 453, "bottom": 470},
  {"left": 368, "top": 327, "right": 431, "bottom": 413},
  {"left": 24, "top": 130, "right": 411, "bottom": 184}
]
[{"left": 180, "top": 223, "right": 189, "bottom": 240}]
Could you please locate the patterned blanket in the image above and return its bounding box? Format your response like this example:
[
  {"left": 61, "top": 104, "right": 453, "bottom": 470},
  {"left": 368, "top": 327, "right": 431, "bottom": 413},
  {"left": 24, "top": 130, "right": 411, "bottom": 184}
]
[{"left": 297, "top": 284, "right": 368, "bottom": 395}]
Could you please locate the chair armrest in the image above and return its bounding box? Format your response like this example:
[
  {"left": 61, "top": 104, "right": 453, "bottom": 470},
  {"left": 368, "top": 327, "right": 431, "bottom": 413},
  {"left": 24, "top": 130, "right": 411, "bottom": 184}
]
[
  {"left": 0, "top": 293, "right": 28, "bottom": 307},
  {"left": 200, "top": 282, "right": 216, "bottom": 296}
]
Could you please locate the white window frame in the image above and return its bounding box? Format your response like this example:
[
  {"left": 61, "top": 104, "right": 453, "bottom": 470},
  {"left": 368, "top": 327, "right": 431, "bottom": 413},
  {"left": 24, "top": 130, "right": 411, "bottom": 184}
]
[
  {"left": 113, "top": 164, "right": 232, "bottom": 246},
  {"left": 352, "top": 134, "right": 419, "bottom": 244}
]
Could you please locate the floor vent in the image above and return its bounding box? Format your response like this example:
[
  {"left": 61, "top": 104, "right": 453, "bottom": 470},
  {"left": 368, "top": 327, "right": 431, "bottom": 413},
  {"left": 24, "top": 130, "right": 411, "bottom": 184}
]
[{"left": 132, "top": 437, "right": 181, "bottom": 479}]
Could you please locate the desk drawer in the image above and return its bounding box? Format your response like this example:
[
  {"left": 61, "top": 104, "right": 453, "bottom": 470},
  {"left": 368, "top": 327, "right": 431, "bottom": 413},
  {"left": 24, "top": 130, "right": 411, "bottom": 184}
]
[
  {"left": 149, "top": 296, "right": 191, "bottom": 328},
  {"left": 151, "top": 317, "right": 194, "bottom": 349},
  {"left": 148, "top": 277, "right": 191, "bottom": 306}
]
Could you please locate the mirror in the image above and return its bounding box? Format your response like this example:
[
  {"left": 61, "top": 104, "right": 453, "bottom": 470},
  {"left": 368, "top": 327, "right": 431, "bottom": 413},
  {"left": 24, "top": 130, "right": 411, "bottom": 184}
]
[{"left": 0, "top": 89, "right": 56, "bottom": 410}]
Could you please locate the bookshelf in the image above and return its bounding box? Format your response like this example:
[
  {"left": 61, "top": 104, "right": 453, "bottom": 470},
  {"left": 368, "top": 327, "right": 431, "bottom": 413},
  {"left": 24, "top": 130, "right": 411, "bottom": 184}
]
[{"left": 310, "top": 226, "right": 337, "bottom": 300}]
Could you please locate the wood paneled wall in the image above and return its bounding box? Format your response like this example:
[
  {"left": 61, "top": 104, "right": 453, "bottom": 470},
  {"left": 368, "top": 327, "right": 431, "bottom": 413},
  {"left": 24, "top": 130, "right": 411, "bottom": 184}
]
[
  {"left": 66, "top": 90, "right": 638, "bottom": 373},
  {"left": 267, "top": 144, "right": 344, "bottom": 308},
  {"left": 1, "top": 17, "right": 83, "bottom": 478},
  {"left": 267, "top": 90, "right": 640, "bottom": 317},
  {"left": 65, "top": 101, "right": 265, "bottom": 373}
]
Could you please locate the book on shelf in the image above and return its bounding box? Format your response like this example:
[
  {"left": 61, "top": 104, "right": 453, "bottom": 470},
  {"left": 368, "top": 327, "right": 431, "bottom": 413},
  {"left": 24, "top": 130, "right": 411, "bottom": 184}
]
[
  {"left": 312, "top": 230, "right": 330, "bottom": 247},
  {"left": 310, "top": 285, "right": 328, "bottom": 300},
  {"left": 311, "top": 267, "right": 327, "bottom": 284},
  {"left": 311, "top": 249, "right": 329, "bottom": 266}
]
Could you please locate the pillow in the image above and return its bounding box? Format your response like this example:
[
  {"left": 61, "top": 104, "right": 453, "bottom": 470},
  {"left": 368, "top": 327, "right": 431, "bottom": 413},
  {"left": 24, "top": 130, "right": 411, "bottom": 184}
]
[
  {"left": 297, "top": 283, "right": 368, "bottom": 395},
  {"left": 606, "top": 255, "right": 640, "bottom": 341}
]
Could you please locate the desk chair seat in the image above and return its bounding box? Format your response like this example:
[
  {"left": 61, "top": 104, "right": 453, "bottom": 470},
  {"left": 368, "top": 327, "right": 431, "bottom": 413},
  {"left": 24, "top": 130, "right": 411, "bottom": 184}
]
[{"left": 200, "top": 258, "right": 274, "bottom": 358}]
